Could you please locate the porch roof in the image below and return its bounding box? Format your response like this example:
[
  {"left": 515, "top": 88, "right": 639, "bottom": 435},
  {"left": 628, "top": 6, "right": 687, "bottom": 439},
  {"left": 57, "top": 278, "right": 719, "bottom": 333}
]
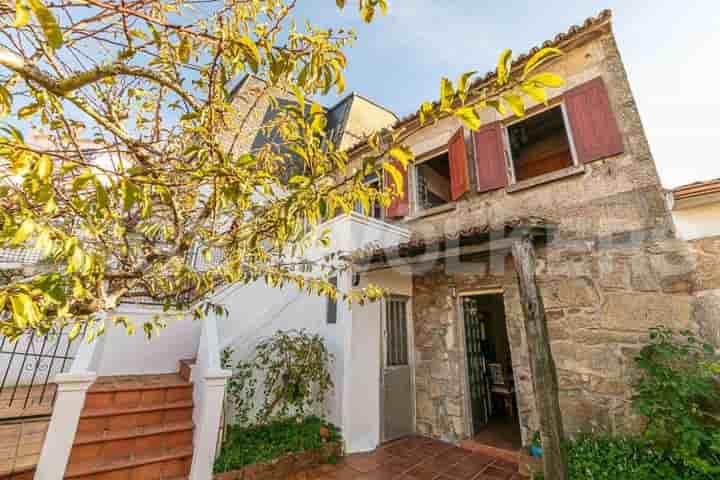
[{"left": 352, "top": 217, "right": 555, "bottom": 271}]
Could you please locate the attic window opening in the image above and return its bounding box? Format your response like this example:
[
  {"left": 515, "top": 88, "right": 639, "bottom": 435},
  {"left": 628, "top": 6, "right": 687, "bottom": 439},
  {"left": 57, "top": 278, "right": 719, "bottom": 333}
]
[
  {"left": 507, "top": 106, "right": 575, "bottom": 182},
  {"left": 415, "top": 152, "right": 452, "bottom": 211}
]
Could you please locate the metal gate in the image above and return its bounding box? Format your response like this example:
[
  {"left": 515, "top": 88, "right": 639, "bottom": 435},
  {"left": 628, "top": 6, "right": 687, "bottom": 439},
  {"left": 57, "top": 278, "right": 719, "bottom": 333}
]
[
  {"left": 463, "top": 296, "right": 492, "bottom": 434},
  {"left": 381, "top": 296, "right": 413, "bottom": 442},
  {"left": 0, "top": 328, "right": 83, "bottom": 420}
]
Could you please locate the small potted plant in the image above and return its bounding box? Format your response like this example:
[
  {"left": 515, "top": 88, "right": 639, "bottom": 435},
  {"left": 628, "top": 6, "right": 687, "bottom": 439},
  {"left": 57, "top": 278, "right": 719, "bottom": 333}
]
[{"left": 530, "top": 431, "right": 543, "bottom": 458}]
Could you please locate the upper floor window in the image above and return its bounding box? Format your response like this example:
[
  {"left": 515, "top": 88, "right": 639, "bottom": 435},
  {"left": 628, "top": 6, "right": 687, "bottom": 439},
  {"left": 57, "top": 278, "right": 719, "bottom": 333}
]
[
  {"left": 414, "top": 151, "right": 452, "bottom": 212},
  {"left": 506, "top": 105, "right": 575, "bottom": 182}
]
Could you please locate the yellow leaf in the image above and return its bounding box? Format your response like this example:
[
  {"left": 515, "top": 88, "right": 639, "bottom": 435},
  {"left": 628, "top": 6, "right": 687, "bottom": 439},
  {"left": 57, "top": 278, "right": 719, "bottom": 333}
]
[
  {"left": 526, "top": 72, "right": 565, "bottom": 88},
  {"left": 388, "top": 145, "right": 413, "bottom": 169},
  {"left": 457, "top": 70, "right": 477, "bottom": 101},
  {"left": 503, "top": 94, "right": 525, "bottom": 117},
  {"left": 440, "top": 77, "right": 454, "bottom": 110},
  {"left": 68, "top": 322, "right": 82, "bottom": 341},
  {"left": 487, "top": 99, "right": 506, "bottom": 116},
  {"left": 361, "top": 5, "right": 374, "bottom": 23},
  {"left": 454, "top": 106, "right": 482, "bottom": 131},
  {"left": 18, "top": 102, "right": 41, "bottom": 119},
  {"left": 36, "top": 155, "right": 52, "bottom": 180},
  {"left": 27, "top": 0, "right": 63, "bottom": 49},
  {"left": 12, "top": 219, "right": 35, "bottom": 245},
  {"left": 238, "top": 36, "right": 261, "bottom": 73},
  {"left": 497, "top": 49, "right": 513, "bottom": 86},
  {"left": 336, "top": 0, "right": 346, "bottom": 8},
  {"left": 0, "top": 85, "right": 12, "bottom": 118},
  {"left": 522, "top": 48, "right": 563, "bottom": 78},
  {"left": 178, "top": 34, "right": 191, "bottom": 64},
  {"left": 382, "top": 161, "right": 403, "bottom": 193},
  {"left": 13, "top": 0, "right": 30, "bottom": 27},
  {"left": 520, "top": 84, "right": 547, "bottom": 105}
]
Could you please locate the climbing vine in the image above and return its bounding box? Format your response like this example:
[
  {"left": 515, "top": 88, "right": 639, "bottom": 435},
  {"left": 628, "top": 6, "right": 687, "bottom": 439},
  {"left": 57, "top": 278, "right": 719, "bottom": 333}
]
[{"left": 222, "top": 329, "right": 334, "bottom": 425}]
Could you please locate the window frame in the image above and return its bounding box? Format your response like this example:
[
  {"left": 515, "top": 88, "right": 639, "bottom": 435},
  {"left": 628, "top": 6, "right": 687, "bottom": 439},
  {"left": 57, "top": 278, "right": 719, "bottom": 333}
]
[
  {"left": 502, "top": 102, "right": 580, "bottom": 185},
  {"left": 410, "top": 147, "right": 452, "bottom": 216},
  {"left": 326, "top": 276, "right": 338, "bottom": 325}
]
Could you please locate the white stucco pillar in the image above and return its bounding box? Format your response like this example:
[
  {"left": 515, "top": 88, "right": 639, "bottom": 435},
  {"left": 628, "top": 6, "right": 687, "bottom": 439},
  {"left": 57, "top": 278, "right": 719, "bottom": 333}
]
[
  {"left": 189, "top": 369, "right": 232, "bottom": 480},
  {"left": 35, "top": 372, "right": 97, "bottom": 480}
]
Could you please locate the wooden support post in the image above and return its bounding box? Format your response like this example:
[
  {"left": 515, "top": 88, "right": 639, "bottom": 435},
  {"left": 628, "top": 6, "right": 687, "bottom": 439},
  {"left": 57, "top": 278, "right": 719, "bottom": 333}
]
[{"left": 511, "top": 236, "right": 568, "bottom": 480}]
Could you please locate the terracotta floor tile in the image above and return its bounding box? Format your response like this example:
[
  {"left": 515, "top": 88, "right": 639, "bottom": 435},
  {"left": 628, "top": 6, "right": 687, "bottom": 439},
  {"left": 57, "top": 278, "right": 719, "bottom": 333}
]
[
  {"left": 476, "top": 465, "right": 516, "bottom": 479},
  {"left": 294, "top": 435, "right": 529, "bottom": 480}
]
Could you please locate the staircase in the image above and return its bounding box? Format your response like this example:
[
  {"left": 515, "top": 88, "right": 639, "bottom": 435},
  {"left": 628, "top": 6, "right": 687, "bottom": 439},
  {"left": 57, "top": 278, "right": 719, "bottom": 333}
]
[{"left": 64, "top": 372, "right": 194, "bottom": 479}]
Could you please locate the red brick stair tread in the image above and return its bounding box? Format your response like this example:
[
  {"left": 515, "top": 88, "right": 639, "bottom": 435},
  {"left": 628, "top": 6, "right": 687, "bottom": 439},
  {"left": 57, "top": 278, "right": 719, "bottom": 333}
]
[
  {"left": 64, "top": 446, "right": 192, "bottom": 478},
  {"left": 73, "top": 420, "right": 194, "bottom": 445},
  {"left": 80, "top": 400, "right": 193, "bottom": 418},
  {"left": 89, "top": 374, "right": 190, "bottom": 392}
]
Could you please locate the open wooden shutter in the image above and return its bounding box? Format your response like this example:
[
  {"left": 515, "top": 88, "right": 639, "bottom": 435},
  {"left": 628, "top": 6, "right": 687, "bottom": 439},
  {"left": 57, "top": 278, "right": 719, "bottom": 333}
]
[
  {"left": 473, "top": 121, "right": 508, "bottom": 193},
  {"left": 565, "top": 77, "right": 624, "bottom": 163},
  {"left": 448, "top": 128, "right": 470, "bottom": 200},
  {"left": 384, "top": 160, "right": 409, "bottom": 218}
]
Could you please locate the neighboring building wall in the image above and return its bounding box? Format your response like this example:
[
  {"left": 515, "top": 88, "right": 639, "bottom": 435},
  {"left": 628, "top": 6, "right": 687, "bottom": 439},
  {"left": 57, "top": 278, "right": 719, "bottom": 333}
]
[
  {"left": 370, "top": 18, "right": 707, "bottom": 445},
  {"left": 688, "top": 235, "right": 720, "bottom": 349},
  {"left": 673, "top": 203, "right": 720, "bottom": 240}
]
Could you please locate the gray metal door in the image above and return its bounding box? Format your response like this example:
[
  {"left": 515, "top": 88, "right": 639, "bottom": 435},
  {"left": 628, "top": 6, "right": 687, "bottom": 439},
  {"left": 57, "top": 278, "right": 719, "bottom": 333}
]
[{"left": 381, "top": 296, "right": 413, "bottom": 442}]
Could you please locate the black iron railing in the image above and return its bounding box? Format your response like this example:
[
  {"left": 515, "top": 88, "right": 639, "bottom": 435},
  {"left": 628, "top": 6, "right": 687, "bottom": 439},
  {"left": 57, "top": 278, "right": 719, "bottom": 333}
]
[{"left": 0, "top": 328, "right": 83, "bottom": 420}]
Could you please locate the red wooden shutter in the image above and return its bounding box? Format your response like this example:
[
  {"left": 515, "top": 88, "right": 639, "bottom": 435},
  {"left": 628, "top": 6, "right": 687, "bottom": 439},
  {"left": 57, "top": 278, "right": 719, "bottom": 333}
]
[
  {"left": 448, "top": 128, "right": 470, "bottom": 201},
  {"left": 565, "top": 77, "right": 624, "bottom": 163},
  {"left": 473, "top": 121, "right": 508, "bottom": 193},
  {"left": 384, "top": 159, "right": 409, "bottom": 218}
]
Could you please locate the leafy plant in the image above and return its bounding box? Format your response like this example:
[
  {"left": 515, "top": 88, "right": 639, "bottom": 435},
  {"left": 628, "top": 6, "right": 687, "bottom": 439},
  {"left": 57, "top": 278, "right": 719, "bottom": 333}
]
[
  {"left": 213, "top": 415, "right": 341, "bottom": 473},
  {"left": 632, "top": 326, "right": 720, "bottom": 476},
  {"left": 223, "top": 329, "right": 333, "bottom": 425},
  {"left": 564, "top": 434, "right": 693, "bottom": 480}
]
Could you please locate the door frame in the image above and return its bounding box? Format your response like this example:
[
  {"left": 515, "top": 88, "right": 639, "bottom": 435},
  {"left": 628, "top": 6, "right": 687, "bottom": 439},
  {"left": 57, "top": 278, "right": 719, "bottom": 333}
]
[
  {"left": 458, "top": 287, "right": 506, "bottom": 438},
  {"left": 379, "top": 295, "right": 417, "bottom": 444}
]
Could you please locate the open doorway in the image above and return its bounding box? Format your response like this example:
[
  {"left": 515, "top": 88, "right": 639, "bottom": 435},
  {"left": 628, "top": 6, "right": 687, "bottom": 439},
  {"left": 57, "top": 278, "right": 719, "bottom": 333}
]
[{"left": 461, "top": 293, "right": 522, "bottom": 453}]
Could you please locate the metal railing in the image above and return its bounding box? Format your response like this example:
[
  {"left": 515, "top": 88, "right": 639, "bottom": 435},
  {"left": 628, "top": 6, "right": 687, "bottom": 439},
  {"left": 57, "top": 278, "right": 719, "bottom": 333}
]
[{"left": 0, "top": 327, "right": 84, "bottom": 421}]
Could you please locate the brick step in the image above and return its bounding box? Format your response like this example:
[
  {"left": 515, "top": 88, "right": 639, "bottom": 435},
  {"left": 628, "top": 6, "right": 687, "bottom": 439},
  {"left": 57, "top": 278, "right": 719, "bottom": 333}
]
[
  {"left": 64, "top": 445, "right": 192, "bottom": 479},
  {"left": 78, "top": 401, "right": 193, "bottom": 436},
  {"left": 69, "top": 422, "right": 193, "bottom": 467},
  {"left": 74, "top": 420, "right": 194, "bottom": 446}
]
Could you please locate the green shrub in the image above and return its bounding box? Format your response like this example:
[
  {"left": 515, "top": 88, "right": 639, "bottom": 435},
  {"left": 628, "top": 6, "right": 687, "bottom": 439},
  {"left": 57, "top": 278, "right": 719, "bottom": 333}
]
[
  {"left": 632, "top": 326, "right": 720, "bottom": 476},
  {"left": 222, "top": 329, "right": 334, "bottom": 425},
  {"left": 564, "top": 434, "right": 690, "bottom": 480},
  {"left": 213, "top": 416, "right": 341, "bottom": 473}
]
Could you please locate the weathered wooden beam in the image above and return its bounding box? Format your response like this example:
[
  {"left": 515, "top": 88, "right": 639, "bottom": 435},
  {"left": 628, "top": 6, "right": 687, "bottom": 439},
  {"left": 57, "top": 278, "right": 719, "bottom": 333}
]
[{"left": 511, "top": 235, "right": 568, "bottom": 480}]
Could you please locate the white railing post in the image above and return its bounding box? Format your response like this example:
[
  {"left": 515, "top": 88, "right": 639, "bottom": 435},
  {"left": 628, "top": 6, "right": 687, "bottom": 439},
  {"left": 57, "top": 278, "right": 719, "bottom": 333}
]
[
  {"left": 35, "top": 332, "right": 104, "bottom": 480},
  {"left": 190, "top": 312, "right": 232, "bottom": 480}
]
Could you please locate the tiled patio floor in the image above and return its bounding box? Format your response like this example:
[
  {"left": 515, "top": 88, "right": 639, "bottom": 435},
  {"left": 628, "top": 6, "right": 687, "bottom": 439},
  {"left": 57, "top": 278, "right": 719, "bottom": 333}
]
[{"left": 293, "top": 436, "right": 528, "bottom": 479}]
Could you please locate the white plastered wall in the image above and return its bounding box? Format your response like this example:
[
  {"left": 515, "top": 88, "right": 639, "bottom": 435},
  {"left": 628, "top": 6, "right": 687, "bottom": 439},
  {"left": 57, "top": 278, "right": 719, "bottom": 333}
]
[
  {"left": 672, "top": 201, "right": 720, "bottom": 240},
  {"left": 214, "top": 213, "right": 410, "bottom": 451},
  {"left": 95, "top": 305, "right": 200, "bottom": 376}
]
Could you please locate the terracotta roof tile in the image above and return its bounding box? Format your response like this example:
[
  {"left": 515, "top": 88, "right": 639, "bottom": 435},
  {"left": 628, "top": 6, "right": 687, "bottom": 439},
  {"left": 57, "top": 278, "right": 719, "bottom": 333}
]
[
  {"left": 354, "top": 217, "right": 554, "bottom": 265},
  {"left": 673, "top": 178, "right": 720, "bottom": 201}
]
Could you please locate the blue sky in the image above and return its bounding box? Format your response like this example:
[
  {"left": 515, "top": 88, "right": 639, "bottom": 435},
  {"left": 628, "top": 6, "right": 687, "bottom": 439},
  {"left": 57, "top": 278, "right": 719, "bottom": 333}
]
[{"left": 296, "top": 0, "right": 720, "bottom": 188}]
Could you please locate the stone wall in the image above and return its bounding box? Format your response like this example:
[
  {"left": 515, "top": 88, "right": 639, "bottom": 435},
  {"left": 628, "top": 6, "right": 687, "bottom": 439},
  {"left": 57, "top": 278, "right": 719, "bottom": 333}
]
[{"left": 411, "top": 232, "right": 702, "bottom": 446}]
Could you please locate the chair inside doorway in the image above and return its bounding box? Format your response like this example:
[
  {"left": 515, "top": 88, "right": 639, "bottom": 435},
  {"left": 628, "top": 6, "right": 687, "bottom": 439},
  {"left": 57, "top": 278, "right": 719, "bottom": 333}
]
[{"left": 462, "top": 293, "right": 522, "bottom": 454}]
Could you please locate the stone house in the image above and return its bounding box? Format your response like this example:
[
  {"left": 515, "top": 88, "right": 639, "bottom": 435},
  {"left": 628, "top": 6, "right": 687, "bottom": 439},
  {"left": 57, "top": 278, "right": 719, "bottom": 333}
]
[{"left": 340, "top": 8, "right": 719, "bottom": 453}]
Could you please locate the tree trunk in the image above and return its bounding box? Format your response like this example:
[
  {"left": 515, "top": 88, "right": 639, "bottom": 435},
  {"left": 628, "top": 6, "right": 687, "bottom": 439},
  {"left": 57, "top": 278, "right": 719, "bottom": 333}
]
[{"left": 511, "top": 236, "right": 568, "bottom": 480}]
